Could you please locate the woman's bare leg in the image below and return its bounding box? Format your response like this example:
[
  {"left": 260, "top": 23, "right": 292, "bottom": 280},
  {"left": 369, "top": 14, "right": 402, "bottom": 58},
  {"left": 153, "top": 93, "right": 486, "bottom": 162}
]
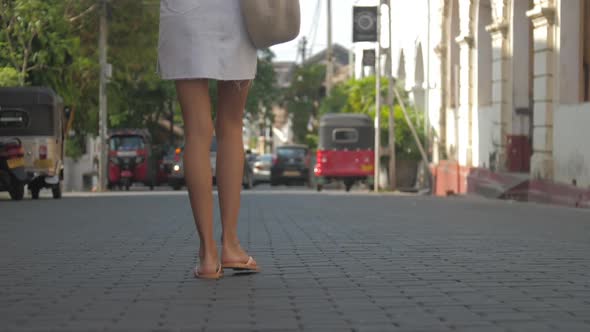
[
  {"left": 175, "top": 79, "right": 218, "bottom": 274},
  {"left": 215, "top": 80, "right": 256, "bottom": 265}
]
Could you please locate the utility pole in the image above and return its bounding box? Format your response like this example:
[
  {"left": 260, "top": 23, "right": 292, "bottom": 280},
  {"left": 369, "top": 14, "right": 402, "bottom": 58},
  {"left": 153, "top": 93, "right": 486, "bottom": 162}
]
[
  {"left": 374, "top": 4, "right": 382, "bottom": 192},
  {"left": 169, "top": 99, "right": 174, "bottom": 146},
  {"left": 385, "top": 0, "right": 395, "bottom": 191},
  {"left": 326, "top": 0, "right": 333, "bottom": 97},
  {"left": 425, "top": 0, "right": 432, "bottom": 189},
  {"left": 98, "top": 0, "right": 108, "bottom": 192},
  {"left": 299, "top": 37, "right": 308, "bottom": 63}
]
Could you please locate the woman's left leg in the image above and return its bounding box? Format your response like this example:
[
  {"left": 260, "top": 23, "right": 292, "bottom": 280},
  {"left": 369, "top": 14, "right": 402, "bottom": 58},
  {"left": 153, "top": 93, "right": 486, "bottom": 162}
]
[{"left": 215, "top": 80, "right": 257, "bottom": 268}]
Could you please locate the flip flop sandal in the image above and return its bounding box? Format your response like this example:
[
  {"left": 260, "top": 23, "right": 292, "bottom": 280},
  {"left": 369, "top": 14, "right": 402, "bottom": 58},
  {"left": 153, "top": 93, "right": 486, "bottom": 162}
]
[
  {"left": 222, "top": 256, "right": 260, "bottom": 272},
  {"left": 194, "top": 264, "right": 224, "bottom": 280}
]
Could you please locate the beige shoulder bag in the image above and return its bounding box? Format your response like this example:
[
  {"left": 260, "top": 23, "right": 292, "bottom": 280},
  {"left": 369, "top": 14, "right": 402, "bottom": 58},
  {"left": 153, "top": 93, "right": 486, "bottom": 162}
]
[{"left": 241, "top": 0, "right": 301, "bottom": 49}]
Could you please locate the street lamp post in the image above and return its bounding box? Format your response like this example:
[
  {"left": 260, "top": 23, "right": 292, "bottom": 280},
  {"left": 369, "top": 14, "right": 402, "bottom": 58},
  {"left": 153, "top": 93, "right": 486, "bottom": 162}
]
[
  {"left": 326, "top": 0, "right": 333, "bottom": 97},
  {"left": 384, "top": 0, "right": 396, "bottom": 192},
  {"left": 98, "top": 0, "right": 109, "bottom": 192},
  {"left": 374, "top": 4, "right": 381, "bottom": 192}
]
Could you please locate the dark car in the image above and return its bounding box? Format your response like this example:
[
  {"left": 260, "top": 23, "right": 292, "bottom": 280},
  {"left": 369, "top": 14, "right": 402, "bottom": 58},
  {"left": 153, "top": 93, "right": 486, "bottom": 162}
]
[{"left": 270, "top": 145, "right": 310, "bottom": 186}]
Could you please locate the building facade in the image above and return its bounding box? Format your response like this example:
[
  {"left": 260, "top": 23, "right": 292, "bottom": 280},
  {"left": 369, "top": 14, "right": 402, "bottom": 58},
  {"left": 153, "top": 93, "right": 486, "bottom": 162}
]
[{"left": 374, "top": 0, "right": 590, "bottom": 188}]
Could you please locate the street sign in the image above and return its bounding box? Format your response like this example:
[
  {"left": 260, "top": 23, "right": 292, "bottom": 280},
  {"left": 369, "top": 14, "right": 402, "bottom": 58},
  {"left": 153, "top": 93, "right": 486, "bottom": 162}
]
[
  {"left": 353, "top": 6, "right": 378, "bottom": 42},
  {"left": 362, "top": 49, "right": 376, "bottom": 67}
]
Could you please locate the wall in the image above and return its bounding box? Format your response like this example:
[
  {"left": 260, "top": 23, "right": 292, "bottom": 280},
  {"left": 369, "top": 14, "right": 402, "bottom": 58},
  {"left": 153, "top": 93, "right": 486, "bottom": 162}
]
[
  {"left": 553, "top": 103, "right": 590, "bottom": 187},
  {"left": 63, "top": 137, "right": 98, "bottom": 192},
  {"left": 558, "top": 0, "right": 582, "bottom": 105},
  {"left": 477, "top": 105, "right": 495, "bottom": 168}
]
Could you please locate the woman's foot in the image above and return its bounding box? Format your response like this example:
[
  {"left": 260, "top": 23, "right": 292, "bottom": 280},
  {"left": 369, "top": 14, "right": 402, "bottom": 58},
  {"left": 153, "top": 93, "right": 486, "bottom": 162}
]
[
  {"left": 221, "top": 240, "right": 259, "bottom": 272},
  {"left": 195, "top": 247, "right": 221, "bottom": 277}
]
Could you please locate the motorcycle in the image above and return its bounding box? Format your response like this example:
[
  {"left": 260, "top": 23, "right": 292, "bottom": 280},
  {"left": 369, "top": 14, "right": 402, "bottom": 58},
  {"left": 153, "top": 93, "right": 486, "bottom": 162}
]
[{"left": 0, "top": 138, "right": 27, "bottom": 200}]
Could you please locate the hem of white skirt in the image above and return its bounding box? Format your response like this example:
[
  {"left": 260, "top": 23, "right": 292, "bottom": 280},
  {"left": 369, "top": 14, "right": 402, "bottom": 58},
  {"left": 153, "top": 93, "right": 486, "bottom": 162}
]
[{"left": 159, "top": 74, "right": 256, "bottom": 81}]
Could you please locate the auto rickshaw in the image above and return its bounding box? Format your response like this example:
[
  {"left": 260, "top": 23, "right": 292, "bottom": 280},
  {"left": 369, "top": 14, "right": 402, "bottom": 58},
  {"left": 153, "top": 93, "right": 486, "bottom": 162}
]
[
  {"left": 107, "top": 129, "right": 156, "bottom": 190},
  {"left": 0, "top": 87, "right": 66, "bottom": 199},
  {"left": 314, "top": 113, "right": 375, "bottom": 192}
]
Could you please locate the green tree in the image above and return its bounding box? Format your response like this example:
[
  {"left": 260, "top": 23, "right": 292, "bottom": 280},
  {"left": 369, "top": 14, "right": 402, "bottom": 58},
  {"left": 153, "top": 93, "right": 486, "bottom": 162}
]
[
  {"left": 247, "top": 49, "right": 279, "bottom": 118},
  {"left": 0, "top": 0, "right": 93, "bottom": 86},
  {"left": 105, "top": 1, "right": 178, "bottom": 145},
  {"left": 284, "top": 63, "right": 326, "bottom": 143},
  {"left": 0, "top": 1, "right": 279, "bottom": 156},
  {"left": 0, "top": 67, "right": 21, "bottom": 86},
  {"left": 0, "top": 0, "right": 99, "bottom": 158}
]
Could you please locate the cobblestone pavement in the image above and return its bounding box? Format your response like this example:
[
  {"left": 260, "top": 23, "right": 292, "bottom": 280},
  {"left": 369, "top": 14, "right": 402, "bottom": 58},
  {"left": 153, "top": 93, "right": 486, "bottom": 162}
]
[{"left": 1, "top": 190, "right": 589, "bottom": 331}]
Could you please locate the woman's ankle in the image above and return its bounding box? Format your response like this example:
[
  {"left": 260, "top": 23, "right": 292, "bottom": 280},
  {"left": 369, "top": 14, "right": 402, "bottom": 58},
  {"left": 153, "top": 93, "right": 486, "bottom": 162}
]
[
  {"left": 220, "top": 233, "right": 240, "bottom": 247},
  {"left": 199, "top": 242, "right": 219, "bottom": 259}
]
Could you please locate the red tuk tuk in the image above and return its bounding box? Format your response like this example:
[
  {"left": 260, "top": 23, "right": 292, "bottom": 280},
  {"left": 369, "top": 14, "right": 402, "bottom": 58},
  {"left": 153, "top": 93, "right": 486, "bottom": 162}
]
[
  {"left": 107, "top": 129, "right": 156, "bottom": 190},
  {"left": 314, "top": 114, "right": 375, "bottom": 192}
]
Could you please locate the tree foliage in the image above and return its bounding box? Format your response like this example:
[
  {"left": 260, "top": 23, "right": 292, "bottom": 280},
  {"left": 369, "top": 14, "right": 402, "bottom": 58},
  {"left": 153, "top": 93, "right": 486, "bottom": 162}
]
[
  {"left": 0, "top": 0, "right": 280, "bottom": 158},
  {"left": 0, "top": 0, "right": 99, "bottom": 158},
  {"left": 0, "top": 67, "right": 21, "bottom": 86},
  {"left": 283, "top": 63, "right": 326, "bottom": 144}
]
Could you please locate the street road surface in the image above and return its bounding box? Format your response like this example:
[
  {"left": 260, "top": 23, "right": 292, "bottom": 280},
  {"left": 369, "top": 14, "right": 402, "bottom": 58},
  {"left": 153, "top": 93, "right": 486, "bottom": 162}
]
[{"left": 1, "top": 188, "right": 589, "bottom": 331}]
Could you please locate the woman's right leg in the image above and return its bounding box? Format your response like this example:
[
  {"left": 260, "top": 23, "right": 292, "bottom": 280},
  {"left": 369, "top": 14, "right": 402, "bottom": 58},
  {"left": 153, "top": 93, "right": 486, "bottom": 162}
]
[{"left": 175, "top": 79, "right": 218, "bottom": 274}]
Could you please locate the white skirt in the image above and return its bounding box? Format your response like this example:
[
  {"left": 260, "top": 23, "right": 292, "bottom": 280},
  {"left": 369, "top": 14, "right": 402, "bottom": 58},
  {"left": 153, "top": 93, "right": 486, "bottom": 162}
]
[{"left": 158, "top": 0, "right": 258, "bottom": 81}]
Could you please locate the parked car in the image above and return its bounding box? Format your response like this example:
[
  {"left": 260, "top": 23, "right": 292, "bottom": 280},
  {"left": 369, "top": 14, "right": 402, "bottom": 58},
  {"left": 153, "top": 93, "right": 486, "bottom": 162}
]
[
  {"left": 270, "top": 145, "right": 310, "bottom": 186},
  {"left": 246, "top": 150, "right": 259, "bottom": 167},
  {"left": 252, "top": 154, "right": 272, "bottom": 184}
]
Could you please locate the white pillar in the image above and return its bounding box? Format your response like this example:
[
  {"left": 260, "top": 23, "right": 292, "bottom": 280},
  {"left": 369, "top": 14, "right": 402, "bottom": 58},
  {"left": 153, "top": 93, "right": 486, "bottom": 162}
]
[
  {"left": 433, "top": 0, "right": 452, "bottom": 163},
  {"left": 527, "top": 0, "right": 556, "bottom": 180},
  {"left": 455, "top": 34, "right": 475, "bottom": 167},
  {"left": 486, "top": 19, "right": 511, "bottom": 171},
  {"left": 512, "top": 0, "right": 532, "bottom": 136}
]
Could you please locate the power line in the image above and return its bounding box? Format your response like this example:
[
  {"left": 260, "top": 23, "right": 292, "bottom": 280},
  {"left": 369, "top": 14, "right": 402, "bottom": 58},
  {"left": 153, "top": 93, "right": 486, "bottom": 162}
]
[{"left": 308, "top": 0, "right": 322, "bottom": 58}]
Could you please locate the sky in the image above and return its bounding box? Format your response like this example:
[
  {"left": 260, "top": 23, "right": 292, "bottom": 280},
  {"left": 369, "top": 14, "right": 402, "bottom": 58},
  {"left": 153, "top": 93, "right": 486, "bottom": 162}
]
[
  {"left": 270, "top": 0, "right": 360, "bottom": 63},
  {"left": 269, "top": 0, "right": 423, "bottom": 68}
]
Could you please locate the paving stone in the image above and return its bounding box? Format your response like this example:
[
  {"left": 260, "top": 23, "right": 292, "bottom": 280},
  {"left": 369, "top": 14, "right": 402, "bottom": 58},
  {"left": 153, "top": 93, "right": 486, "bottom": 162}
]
[{"left": 1, "top": 191, "right": 589, "bottom": 331}]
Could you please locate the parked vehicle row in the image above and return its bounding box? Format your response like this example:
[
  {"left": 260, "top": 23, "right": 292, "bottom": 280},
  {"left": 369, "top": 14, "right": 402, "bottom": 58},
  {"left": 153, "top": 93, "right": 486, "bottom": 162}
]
[
  {"left": 1, "top": 89, "right": 374, "bottom": 198},
  {"left": 166, "top": 136, "right": 254, "bottom": 190},
  {"left": 152, "top": 114, "right": 376, "bottom": 192}
]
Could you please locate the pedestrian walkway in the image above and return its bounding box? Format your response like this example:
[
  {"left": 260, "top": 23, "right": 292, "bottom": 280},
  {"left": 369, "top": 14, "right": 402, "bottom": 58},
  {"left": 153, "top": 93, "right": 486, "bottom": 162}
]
[{"left": 1, "top": 191, "right": 589, "bottom": 331}]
